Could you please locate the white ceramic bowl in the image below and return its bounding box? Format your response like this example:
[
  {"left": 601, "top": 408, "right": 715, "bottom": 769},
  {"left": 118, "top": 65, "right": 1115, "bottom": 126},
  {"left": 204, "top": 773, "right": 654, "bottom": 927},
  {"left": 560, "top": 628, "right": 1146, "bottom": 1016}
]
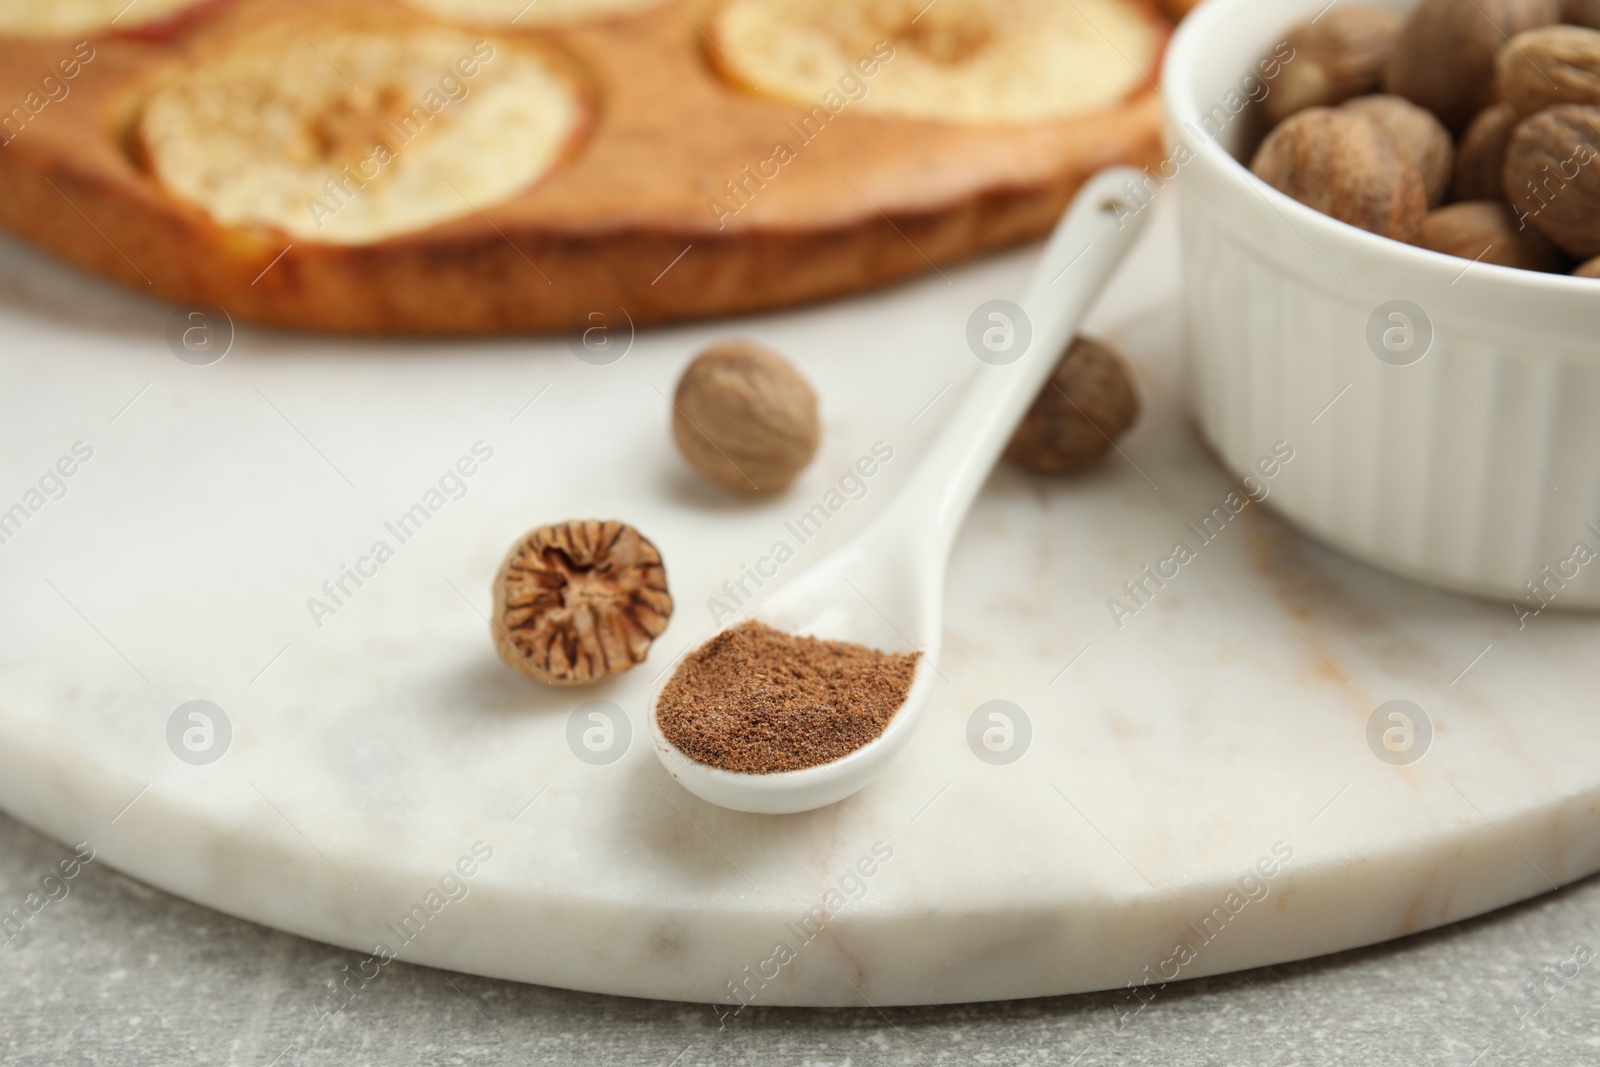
[{"left": 1163, "top": 0, "right": 1600, "bottom": 610}]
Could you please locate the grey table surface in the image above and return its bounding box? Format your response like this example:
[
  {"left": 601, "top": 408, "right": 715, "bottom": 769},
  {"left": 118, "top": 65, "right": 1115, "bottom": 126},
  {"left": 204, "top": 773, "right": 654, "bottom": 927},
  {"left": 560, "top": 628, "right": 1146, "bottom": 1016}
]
[{"left": 3, "top": 812, "right": 1598, "bottom": 1066}]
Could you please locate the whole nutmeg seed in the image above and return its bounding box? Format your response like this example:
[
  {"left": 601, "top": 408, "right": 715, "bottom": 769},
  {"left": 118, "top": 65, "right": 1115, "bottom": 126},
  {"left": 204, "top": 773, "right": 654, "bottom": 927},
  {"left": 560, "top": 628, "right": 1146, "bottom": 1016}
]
[
  {"left": 1250, "top": 107, "right": 1428, "bottom": 241},
  {"left": 1342, "top": 94, "right": 1456, "bottom": 205},
  {"left": 1263, "top": 5, "right": 1404, "bottom": 124},
  {"left": 1574, "top": 255, "right": 1600, "bottom": 275},
  {"left": 1384, "top": 0, "right": 1561, "bottom": 130},
  {"left": 1503, "top": 104, "right": 1600, "bottom": 257},
  {"left": 672, "top": 340, "right": 820, "bottom": 494},
  {"left": 1003, "top": 336, "right": 1139, "bottom": 475},
  {"left": 1495, "top": 25, "right": 1600, "bottom": 112},
  {"left": 491, "top": 520, "right": 673, "bottom": 686},
  {"left": 1452, "top": 103, "right": 1520, "bottom": 200},
  {"left": 1564, "top": 0, "right": 1600, "bottom": 31},
  {"left": 1418, "top": 200, "right": 1568, "bottom": 269}
]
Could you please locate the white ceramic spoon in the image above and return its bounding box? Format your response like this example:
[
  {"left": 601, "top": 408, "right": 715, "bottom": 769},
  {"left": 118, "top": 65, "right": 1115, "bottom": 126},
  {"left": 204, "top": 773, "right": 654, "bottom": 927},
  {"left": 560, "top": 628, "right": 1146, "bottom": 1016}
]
[{"left": 649, "top": 167, "right": 1154, "bottom": 814}]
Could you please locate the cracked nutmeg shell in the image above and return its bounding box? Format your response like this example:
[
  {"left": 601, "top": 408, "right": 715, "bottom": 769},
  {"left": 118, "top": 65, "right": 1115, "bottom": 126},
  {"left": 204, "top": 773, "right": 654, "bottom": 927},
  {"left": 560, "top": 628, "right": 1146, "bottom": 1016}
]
[
  {"left": 1342, "top": 94, "right": 1455, "bottom": 205},
  {"left": 1495, "top": 25, "right": 1600, "bottom": 114},
  {"left": 1383, "top": 0, "right": 1561, "bottom": 130},
  {"left": 491, "top": 520, "right": 672, "bottom": 686},
  {"left": 1263, "top": 5, "right": 1404, "bottom": 124},
  {"left": 1003, "top": 336, "right": 1139, "bottom": 475},
  {"left": 1250, "top": 107, "right": 1428, "bottom": 241},
  {"left": 1452, "top": 103, "right": 1520, "bottom": 201},
  {"left": 1418, "top": 200, "right": 1567, "bottom": 270},
  {"left": 672, "top": 340, "right": 819, "bottom": 495},
  {"left": 1503, "top": 104, "right": 1600, "bottom": 257}
]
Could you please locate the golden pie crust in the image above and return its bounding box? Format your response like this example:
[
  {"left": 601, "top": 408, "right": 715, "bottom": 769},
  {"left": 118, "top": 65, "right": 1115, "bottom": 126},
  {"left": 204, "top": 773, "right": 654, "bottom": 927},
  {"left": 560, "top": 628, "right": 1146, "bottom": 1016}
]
[{"left": 0, "top": 0, "right": 1172, "bottom": 334}]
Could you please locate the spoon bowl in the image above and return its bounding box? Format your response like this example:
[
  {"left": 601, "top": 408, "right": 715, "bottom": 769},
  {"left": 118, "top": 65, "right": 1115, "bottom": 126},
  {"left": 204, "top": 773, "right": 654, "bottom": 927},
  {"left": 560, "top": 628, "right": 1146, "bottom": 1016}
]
[
  {"left": 650, "top": 168, "right": 1154, "bottom": 814},
  {"left": 651, "top": 527, "right": 944, "bottom": 814}
]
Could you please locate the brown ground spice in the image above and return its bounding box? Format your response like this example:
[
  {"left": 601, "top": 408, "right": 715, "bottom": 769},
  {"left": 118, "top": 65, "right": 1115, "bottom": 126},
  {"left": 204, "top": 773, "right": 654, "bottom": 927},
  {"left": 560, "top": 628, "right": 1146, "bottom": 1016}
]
[{"left": 656, "top": 620, "right": 920, "bottom": 774}]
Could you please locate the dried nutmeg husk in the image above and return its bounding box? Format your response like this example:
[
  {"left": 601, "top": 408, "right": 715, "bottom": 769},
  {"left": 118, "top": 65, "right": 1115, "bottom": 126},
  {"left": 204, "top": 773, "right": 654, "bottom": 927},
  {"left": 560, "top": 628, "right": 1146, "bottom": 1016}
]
[
  {"left": 1576, "top": 255, "right": 1600, "bottom": 276},
  {"left": 1495, "top": 25, "right": 1600, "bottom": 112},
  {"left": 1003, "top": 336, "right": 1139, "bottom": 475},
  {"left": 1250, "top": 107, "right": 1428, "bottom": 241},
  {"left": 492, "top": 519, "right": 673, "bottom": 686},
  {"left": 672, "top": 340, "right": 820, "bottom": 495},
  {"left": 1452, "top": 103, "right": 1520, "bottom": 200},
  {"left": 1384, "top": 0, "right": 1562, "bottom": 130},
  {"left": 1419, "top": 200, "right": 1568, "bottom": 270},
  {"left": 1342, "top": 94, "right": 1456, "bottom": 205},
  {"left": 1263, "top": 5, "right": 1403, "bottom": 124},
  {"left": 1503, "top": 104, "right": 1600, "bottom": 257}
]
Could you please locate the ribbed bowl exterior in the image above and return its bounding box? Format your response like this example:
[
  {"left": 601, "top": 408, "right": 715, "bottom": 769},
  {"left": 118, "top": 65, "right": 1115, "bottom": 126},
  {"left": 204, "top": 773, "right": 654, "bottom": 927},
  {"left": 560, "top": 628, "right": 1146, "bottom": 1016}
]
[{"left": 1166, "top": 0, "right": 1600, "bottom": 610}]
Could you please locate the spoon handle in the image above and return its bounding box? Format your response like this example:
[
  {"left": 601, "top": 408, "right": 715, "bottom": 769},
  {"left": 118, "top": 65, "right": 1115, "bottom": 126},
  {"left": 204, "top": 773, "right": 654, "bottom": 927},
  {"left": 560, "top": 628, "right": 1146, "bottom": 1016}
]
[{"left": 880, "top": 166, "right": 1154, "bottom": 564}]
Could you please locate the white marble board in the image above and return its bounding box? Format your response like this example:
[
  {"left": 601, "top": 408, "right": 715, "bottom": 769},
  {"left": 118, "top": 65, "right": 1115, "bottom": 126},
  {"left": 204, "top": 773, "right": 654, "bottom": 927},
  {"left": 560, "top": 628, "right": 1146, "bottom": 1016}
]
[{"left": 1, "top": 202, "right": 1597, "bottom": 1007}]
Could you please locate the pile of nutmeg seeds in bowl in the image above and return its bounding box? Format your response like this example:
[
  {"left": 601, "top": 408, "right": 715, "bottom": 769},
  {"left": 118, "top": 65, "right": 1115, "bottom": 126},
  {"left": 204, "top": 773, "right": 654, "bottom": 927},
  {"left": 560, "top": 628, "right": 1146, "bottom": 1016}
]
[{"left": 1251, "top": 0, "right": 1600, "bottom": 278}]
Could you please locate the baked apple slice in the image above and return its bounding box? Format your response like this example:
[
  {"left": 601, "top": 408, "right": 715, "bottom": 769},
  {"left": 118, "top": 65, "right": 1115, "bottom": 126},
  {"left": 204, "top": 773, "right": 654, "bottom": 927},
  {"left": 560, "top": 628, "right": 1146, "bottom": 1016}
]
[
  {"left": 401, "top": 0, "right": 662, "bottom": 25},
  {"left": 0, "top": 0, "right": 216, "bottom": 37},
  {"left": 136, "top": 23, "right": 587, "bottom": 243},
  {"left": 711, "top": 0, "right": 1166, "bottom": 123}
]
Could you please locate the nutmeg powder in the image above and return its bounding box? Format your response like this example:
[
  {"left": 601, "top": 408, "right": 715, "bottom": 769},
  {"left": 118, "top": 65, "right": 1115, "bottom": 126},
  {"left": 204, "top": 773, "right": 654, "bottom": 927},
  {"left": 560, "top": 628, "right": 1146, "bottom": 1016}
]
[{"left": 656, "top": 621, "right": 920, "bottom": 774}]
